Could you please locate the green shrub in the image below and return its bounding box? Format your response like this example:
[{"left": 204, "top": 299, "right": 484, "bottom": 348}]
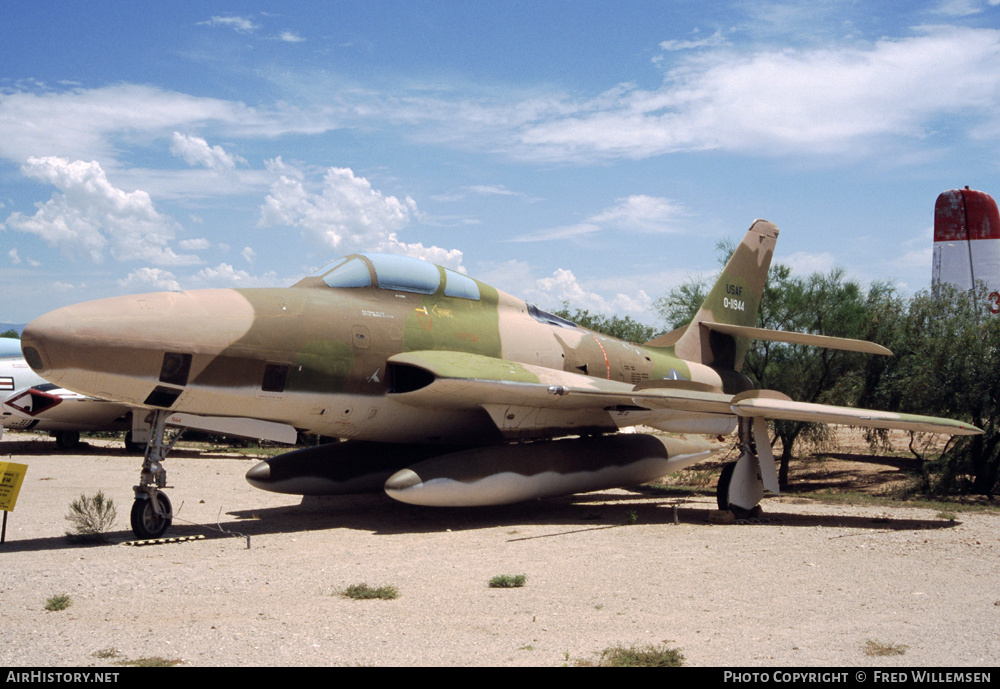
[
  {"left": 45, "top": 594, "right": 72, "bottom": 612},
  {"left": 341, "top": 583, "right": 399, "bottom": 600},
  {"left": 65, "top": 491, "right": 117, "bottom": 542},
  {"left": 488, "top": 574, "right": 526, "bottom": 588},
  {"left": 598, "top": 643, "right": 684, "bottom": 667}
]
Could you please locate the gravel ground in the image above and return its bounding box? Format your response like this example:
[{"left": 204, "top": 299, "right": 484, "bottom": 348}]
[{"left": 1, "top": 431, "right": 998, "bottom": 668}]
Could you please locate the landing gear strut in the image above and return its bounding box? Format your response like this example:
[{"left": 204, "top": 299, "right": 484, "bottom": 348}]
[
  {"left": 130, "top": 410, "right": 181, "bottom": 539},
  {"left": 716, "top": 417, "right": 779, "bottom": 516}
]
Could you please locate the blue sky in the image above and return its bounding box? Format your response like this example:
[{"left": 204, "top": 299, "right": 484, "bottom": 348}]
[{"left": 2, "top": 1, "right": 1000, "bottom": 328}]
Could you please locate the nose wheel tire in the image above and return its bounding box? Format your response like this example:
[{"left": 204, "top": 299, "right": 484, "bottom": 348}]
[{"left": 130, "top": 492, "right": 172, "bottom": 539}]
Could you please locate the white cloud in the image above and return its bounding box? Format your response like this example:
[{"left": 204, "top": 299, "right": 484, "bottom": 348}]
[
  {"left": 258, "top": 162, "right": 462, "bottom": 268},
  {"left": 659, "top": 30, "right": 729, "bottom": 52},
  {"left": 189, "top": 263, "right": 281, "bottom": 288},
  {"left": 510, "top": 223, "right": 601, "bottom": 243},
  {"left": 179, "top": 238, "right": 211, "bottom": 251},
  {"left": 587, "top": 195, "right": 691, "bottom": 233},
  {"left": 198, "top": 16, "right": 259, "bottom": 34},
  {"left": 117, "top": 267, "right": 181, "bottom": 292},
  {"left": 931, "top": 0, "right": 990, "bottom": 16},
  {"left": 170, "top": 132, "right": 246, "bottom": 171},
  {"left": 4, "top": 25, "right": 998, "bottom": 182},
  {"left": 512, "top": 195, "right": 691, "bottom": 242},
  {"left": 781, "top": 251, "right": 837, "bottom": 275},
  {"left": 0, "top": 84, "right": 343, "bottom": 167},
  {"left": 8, "top": 248, "right": 20, "bottom": 264},
  {"left": 480, "top": 259, "right": 654, "bottom": 320},
  {"left": 1, "top": 25, "right": 998, "bottom": 182},
  {"left": 515, "top": 26, "right": 1000, "bottom": 160},
  {"left": 377, "top": 234, "right": 465, "bottom": 273},
  {"left": 4, "top": 157, "right": 198, "bottom": 265},
  {"left": 241, "top": 246, "right": 256, "bottom": 263},
  {"left": 194, "top": 263, "right": 252, "bottom": 284},
  {"left": 533, "top": 268, "right": 653, "bottom": 317},
  {"left": 278, "top": 31, "right": 306, "bottom": 43}
]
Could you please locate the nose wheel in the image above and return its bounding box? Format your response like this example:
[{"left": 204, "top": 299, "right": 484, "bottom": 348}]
[{"left": 130, "top": 492, "right": 173, "bottom": 539}]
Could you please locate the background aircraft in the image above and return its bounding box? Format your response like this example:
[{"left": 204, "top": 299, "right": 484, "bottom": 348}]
[
  {"left": 1, "top": 336, "right": 133, "bottom": 448},
  {"left": 932, "top": 187, "right": 1000, "bottom": 315},
  {"left": 20, "top": 221, "right": 980, "bottom": 538}
]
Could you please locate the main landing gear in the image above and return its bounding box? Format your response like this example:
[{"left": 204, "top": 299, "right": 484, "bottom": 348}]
[
  {"left": 130, "top": 409, "right": 181, "bottom": 539},
  {"left": 716, "top": 417, "right": 780, "bottom": 517}
]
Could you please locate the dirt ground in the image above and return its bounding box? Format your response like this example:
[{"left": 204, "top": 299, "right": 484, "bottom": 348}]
[{"left": 0, "top": 429, "right": 997, "bottom": 667}]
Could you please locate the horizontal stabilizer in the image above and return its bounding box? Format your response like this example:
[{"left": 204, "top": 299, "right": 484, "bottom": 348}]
[{"left": 702, "top": 322, "right": 892, "bottom": 356}]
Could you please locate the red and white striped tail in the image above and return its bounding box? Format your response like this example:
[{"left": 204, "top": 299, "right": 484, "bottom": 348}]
[{"left": 931, "top": 187, "right": 1000, "bottom": 315}]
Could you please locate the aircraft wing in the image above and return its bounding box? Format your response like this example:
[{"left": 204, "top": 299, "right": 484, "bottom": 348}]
[{"left": 387, "top": 350, "right": 982, "bottom": 438}]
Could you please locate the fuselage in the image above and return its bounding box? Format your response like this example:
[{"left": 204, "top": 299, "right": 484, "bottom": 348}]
[{"left": 21, "top": 253, "right": 736, "bottom": 443}]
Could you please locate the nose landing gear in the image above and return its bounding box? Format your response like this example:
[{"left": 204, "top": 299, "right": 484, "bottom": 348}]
[{"left": 130, "top": 409, "right": 181, "bottom": 539}]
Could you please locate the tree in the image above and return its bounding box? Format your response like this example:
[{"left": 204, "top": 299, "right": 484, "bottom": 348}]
[
  {"left": 657, "top": 252, "right": 899, "bottom": 488},
  {"left": 552, "top": 305, "right": 657, "bottom": 344},
  {"left": 744, "top": 268, "right": 899, "bottom": 487},
  {"left": 867, "top": 284, "right": 1000, "bottom": 497},
  {"left": 0, "top": 329, "right": 18, "bottom": 339}
]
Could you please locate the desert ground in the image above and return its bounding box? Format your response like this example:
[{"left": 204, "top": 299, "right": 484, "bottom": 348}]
[{"left": 0, "top": 430, "right": 997, "bottom": 668}]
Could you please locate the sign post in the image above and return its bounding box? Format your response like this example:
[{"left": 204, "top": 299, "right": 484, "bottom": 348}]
[{"left": 0, "top": 461, "right": 28, "bottom": 543}]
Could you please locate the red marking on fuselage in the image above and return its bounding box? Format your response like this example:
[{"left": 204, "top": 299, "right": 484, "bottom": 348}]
[{"left": 589, "top": 334, "right": 611, "bottom": 379}]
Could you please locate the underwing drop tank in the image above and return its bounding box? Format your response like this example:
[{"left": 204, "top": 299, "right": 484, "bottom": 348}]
[
  {"left": 246, "top": 433, "right": 722, "bottom": 506},
  {"left": 245, "top": 441, "right": 468, "bottom": 495},
  {"left": 383, "top": 433, "right": 723, "bottom": 507}
]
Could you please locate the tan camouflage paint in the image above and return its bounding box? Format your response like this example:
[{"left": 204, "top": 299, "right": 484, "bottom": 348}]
[{"left": 21, "top": 221, "right": 980, "bottom": 444}]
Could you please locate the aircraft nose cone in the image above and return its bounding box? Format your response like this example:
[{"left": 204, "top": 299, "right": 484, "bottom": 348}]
[
  {"left": 19, "top": 289, "right": 256, "bottom": 402},
  {"left": 21, "top": 306, "right": 81, "bottom": 383}
]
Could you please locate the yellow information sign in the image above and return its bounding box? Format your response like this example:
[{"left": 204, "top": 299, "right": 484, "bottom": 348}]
[{"left": 0, "top": 461, "right": 28, "bottom": 511}]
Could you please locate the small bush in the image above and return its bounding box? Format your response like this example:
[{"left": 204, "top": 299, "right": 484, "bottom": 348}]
[
  {"left": 488, "top": 574, "right": 526, "bottom": 588},
  {"left": 341, "top": 583, "right": 399, "bottom": 600},
  {"left": 598, "top": 643, "right": 684, "bottom": 667},
  {"left": 864, "top": 639, "right": 908, "bottom": 657},
  {"left": 92, "top": 648, "right": 121, "bottom": 660},
  {"left": 45, "top": 594, "right": 72, "bottom": 612},
  {"left": 115, "top": 657, "right": 183, "bottom": 667},
  {"left": 65, "top": 491, "right": 117, "bottom": 542}
]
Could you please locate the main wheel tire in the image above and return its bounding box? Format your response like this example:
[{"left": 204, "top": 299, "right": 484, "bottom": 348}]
[
  {"left": 716, "top": 461, "right": 736, "bottom": 511},
  {"left": 130, "top": 493, "right": 173, "bottom": 539},
  {"left": 123, "top": 431, "right": 145, "bottom": 454},
  {"left": 55, "top": 431, "right": 80, "bottom": 450}
]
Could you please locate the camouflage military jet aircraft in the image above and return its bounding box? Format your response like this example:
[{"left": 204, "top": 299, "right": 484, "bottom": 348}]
[{"left": 20, "top": 220, "right": 981, "bottom": 538}]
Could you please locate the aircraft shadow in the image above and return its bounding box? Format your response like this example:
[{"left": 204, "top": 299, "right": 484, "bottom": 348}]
[
  {"left": 172, "top": 490, "right": 962, "bottom": 540},
  {"left": 0, "top": 438, "right": 254, "bottom": 461},
  {"left": 0, "top": 485, "right": 959, "bottom": 555}
]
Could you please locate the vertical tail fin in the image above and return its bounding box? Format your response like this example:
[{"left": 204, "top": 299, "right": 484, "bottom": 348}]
[
  {"left": 673, "top": 219, "right": 779, "bottom": 371},
  {"left": 932, "top": 187, "right": 1000, "bottom": 315}
]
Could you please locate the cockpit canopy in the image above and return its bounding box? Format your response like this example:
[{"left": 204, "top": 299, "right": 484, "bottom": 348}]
[
  {"left": 304, "top": 253, "right": 580, "bottom": 330},
  {"left": 306, "top": 253, "right": 481, "bottom": 300}
]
